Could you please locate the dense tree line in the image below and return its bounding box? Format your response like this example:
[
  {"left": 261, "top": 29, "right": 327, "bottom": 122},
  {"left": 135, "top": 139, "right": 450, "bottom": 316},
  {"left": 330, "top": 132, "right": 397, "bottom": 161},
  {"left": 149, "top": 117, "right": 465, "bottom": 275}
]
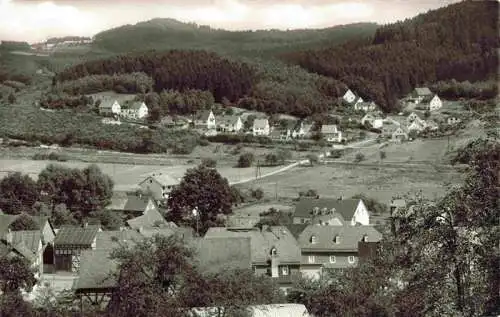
[
  {"left": 39, "top": 93, "right": 94, "bottom": 110},
  {"left": 144, "top": 89, "right": 215, "bottom": 120},
  {"left": 0, "top": 164, "right": 118, "bottom": 227},
  {"left": 282, "top": 1, "right": 499, "bottom": 113},
  {"left": 55, "top": 50, "right": 258, "bottom": 102},
  {"left": 0, "top": 106, "right": 200, "bottom": 154},
  {"left": 56, "top": 72, "right": 154, "bottom": 95},
  {"left": 430, "top": 79, "right": 497, "bottom": 100}
]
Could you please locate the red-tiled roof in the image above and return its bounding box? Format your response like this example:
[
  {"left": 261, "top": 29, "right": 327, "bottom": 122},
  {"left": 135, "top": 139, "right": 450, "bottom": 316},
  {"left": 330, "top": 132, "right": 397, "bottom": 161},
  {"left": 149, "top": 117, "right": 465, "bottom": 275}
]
[{"left": 54, "top": 225, "right": 100, "bottom": 247}]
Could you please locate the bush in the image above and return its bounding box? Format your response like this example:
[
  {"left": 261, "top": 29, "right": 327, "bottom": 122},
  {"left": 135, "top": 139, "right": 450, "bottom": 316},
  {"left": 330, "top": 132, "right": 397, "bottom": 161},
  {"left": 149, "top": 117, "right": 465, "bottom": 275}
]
[
  {"left": 251, "top": 188, "right": 264, "bottom": 200},
  {"left": 237, "top": 152, "right": 254, "bottom": 168},
  {"left": 32, "top": 152, "right": 69, "bottom": 161},
  {"left": 354, "top": 153, "right": 365, "bottom": 163},
  {"left": 299, "top": 189, "right": 318, "bottom": 198},
  {"left": 201, "top": 158, "right": 217, "bottom": 168}
]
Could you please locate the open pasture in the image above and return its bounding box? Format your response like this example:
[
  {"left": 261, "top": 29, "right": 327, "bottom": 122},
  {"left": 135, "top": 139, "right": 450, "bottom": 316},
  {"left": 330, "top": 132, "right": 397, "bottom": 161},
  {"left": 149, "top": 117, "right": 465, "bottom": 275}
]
[
  {"left": 239, "top": 164, "right": 462, "bottom": 204},
  {"left": 0, "top": 159, "right": 286, "bottom": 191}
]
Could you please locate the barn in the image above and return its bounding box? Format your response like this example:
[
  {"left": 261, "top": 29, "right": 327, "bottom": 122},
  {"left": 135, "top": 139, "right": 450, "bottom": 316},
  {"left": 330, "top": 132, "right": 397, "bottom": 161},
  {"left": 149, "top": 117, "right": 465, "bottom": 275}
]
[{"left": 53, "top": 225, "right": 101, "bottom": 273}]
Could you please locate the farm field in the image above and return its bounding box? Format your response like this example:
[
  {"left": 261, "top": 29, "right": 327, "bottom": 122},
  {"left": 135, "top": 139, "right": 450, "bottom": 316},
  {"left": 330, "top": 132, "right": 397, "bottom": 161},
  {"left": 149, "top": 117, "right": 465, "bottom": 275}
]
[
  {"left": 233, "top": 203, "right": 294, "bottom": 217},
  {"left": 239, "top": 164, "right": 463, "bottom": 205},
  {"left": 0, "top": 158, "right": 288, "bottom": 191}
]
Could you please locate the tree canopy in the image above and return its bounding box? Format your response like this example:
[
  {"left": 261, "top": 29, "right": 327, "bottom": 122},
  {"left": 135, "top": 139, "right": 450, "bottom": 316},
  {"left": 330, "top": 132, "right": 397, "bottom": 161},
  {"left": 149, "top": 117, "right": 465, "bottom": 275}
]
[
  {"left": 0, "top": 172, "right": 39, "bottom": 214},
  {"left": 167, "top": 165, "right": 233, "bottom": 234}
]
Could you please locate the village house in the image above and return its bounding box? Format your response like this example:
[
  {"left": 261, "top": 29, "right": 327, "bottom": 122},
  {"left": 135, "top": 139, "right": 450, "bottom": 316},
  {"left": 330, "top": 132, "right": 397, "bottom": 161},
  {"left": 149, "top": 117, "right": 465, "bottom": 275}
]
[
  {"left": 392, "top": 126, "right": 409, "bottom": 142},
  {"left": 204, "top": 226, "right": 302, "bottom": 292},
  {"left": 320, "top": 124, "right": 342, "bottom": 143},
  {"left": 217, "top": 115, "right": 243, "bottom": 133},
  {"left": 355, "top": 101, "right": 378, "bottom": 112},
  {"left": 53, "top": 225, "right": 101, "bottom": 273},
  {"left": 419, "top": 94, "right": 443, "bottom": 112},
  {"left": 290, "top": 224, "right": 382, "bottom": 280},
  {"left": 410, "top": 87, "right": 433, "bottom": 104},
  {"left": 381, "top": 121, "right": 401, "bottom": 138},
  {"left": 0, "top": 235, "right": 39, "bottom": 278},
  {"left": 425, "top": 120, "right": 439, "bottom": 131},
  {"left": 98, "top": 99, "right": 121, "bottom": 116},
  {"left": 407, "top": 112, "right": 423, "bottom": 124},
  {"left": 292, "top": 122, "right": 313, "bottom": 139},
  {"left": 342, "top": 89, "right": 357, "bottom": 104},
  {"left": 292, "top": 198, "right": 370, "bottom": 226},
  {"left": 361, "top": 113, "right": 384, "bottom": 129},
  {"left": 252, "top": 118, "right": 270, "bottom": 136},
  {"left": 446, "top": 116, "right": 462, "bottom": 125},
  {"left": 121, "top": 101, "right": 149, "bottom": 120},
  {"left": 407, "top": 120, "right": 426, "bottom": 134},
  {"left": 105, "top": 193, "right": 163, "bottom": 228},
  {"left": 194, "top": 110, "right": 216, "bottom": 130},
  {"left": 138, "top": 173, "right": 180, "bottom": 201}
]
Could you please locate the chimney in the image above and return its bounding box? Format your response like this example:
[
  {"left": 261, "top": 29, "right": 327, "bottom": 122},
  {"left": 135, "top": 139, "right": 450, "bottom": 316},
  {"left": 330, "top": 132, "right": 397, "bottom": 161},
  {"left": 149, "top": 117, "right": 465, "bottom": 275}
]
[{"left": 5, "top": 229, "right": 13, "bottom": 244}]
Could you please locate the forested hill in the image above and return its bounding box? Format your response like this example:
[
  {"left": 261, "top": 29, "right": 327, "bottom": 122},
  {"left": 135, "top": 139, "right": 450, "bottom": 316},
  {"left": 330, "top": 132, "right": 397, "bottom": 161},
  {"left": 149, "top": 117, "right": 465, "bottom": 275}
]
[
  {"left": 281, "top": 0, "right": 499, "bottom": 113},
  {"left": 92, "top": 19, "right": 378, "bottom": 57}
]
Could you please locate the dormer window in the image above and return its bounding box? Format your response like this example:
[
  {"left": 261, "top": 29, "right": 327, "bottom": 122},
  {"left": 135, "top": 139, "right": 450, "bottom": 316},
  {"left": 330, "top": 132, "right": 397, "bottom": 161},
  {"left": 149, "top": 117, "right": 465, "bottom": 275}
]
[
  {"left": 362, "top": 235, "right": 368, "bottom": 242},
  {"left": 334, "top": 235, "right": 340, "bottom": 244},
  {"left": 271, "top": 247, "right": 277, "bottom": 256},
  {"left": 310, "top": 235, "right": 317, "bottom": 244}
]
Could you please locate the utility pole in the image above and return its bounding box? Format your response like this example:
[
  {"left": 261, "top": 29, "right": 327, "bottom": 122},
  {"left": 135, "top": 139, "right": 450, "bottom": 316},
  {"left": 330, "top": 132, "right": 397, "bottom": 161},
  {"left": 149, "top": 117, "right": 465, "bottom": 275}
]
[{"left": 275, "top": 182, "right": 278, "bottom": 200}]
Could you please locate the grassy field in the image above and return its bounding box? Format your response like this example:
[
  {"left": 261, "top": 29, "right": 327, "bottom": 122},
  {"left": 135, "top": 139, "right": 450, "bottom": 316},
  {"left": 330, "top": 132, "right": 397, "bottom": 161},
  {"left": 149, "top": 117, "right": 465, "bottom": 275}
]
[
  {"left": 0, "top": 158, "right": 290, "bottom": 191},
  {"left": 238, "top": 164, "right": 462, "bottom": 205}
]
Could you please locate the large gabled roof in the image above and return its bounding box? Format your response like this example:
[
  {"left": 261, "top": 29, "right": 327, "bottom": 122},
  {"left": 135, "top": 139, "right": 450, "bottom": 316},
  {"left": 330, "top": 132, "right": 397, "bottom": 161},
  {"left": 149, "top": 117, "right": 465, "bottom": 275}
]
[
  {"left": 54, "top": 225, "right": 100, "bottom": 247},
  {"left": 129, "top": 101, "right": 147, "bottom": 110},
  {"left": 320, "top": 125, "right": 339, "bottom": 134},
  {"left": 73, "top": 249, "right": 118, "bottom": 292},
  {"left": 12, "top": 230, "right": 42, "bottom": 254},
  {"left": 99, "top": 99, "right": 119, "bottom": 109},
  {"left": 195, "top": 110, "right": 213, "bottom": 122},
  {"left": 293, "top": 198, "right": 361, "bottom": 221},
  {"left": 191, "top": 237, "right": 252, "bottom": 275},
  {"left": 414, "top": 87, "right": 432, "bottom": 96},
  {"left": 204, "top": 226, "right": 301, "bottom": 265},
  {"left": 0, "top": 213, "right": 20, "bottom": 237},
  {"left": 297, "top": 225, "right": 382, "bottom": 252},
  {"left": 95, "top": 230, "right": 145, "bottom": 251},
  {"left": 126, "top": 208, "right": 167, "bottom": 230},
  {"left": 253, "top": 118, "right": 269, "bottom": 129},
  {"left": 140, "top": 173, "right": 180, "bottom": 187}
]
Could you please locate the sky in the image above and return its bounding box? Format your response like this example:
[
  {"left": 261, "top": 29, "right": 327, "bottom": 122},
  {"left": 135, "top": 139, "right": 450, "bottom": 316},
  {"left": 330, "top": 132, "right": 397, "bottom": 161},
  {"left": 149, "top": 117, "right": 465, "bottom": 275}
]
[{"left": 0, "top": 0, "right": 461, "bottom": 43}]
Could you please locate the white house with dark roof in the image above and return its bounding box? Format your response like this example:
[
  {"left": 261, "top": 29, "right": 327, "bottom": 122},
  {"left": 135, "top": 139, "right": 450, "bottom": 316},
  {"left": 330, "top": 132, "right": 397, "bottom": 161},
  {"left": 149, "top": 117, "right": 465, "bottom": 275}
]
[
  {"left": 138, "top": 173, "right": 180, "bottom": 201},
  {"left": 289, "top": 224, "right": 382, "bottom": 280},
  {"left": 320, "top": 125, "right": 342, "bottom": 143},
  {"left": 98, "top": 99, "right": 121, "bottom": 116},
  {"left": 292, "top": 122, "right": 313, "bottom": 139},
  {"left": 194, "top": 110, "right": 216, "bottom": 130},
  {"left": 420, "top": 94, "right": 443, "bottom": 111},
  {"left": 218, "top": 115, "right": 243, "bottom": 133},
  {"left": 121, "top": 101, "right": 148, "bottom": 120},
  {"left": 355, "top": 101, "right": 378, "bottom": 112},
  {"left": 252, "top": 118, "right": 270, "bottom": 136},
  {"left": 411, "top": 87, "right": 433, "bottom": 104},
  {"left": 292, "top": 198, "right": 370, "bottom": 226}
]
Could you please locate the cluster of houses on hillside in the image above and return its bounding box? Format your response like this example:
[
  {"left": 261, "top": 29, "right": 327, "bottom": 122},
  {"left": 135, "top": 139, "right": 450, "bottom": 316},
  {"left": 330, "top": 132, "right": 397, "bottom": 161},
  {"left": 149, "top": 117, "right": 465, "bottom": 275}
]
[
  {"left": 30, "top": 36, "right": 93, "bottom": 51},
  {"left": 0, "top": 193, "right": 384, "bottom": 306},
  {"left": 99, "top": 99, "right": 149, "bottom": 121}
]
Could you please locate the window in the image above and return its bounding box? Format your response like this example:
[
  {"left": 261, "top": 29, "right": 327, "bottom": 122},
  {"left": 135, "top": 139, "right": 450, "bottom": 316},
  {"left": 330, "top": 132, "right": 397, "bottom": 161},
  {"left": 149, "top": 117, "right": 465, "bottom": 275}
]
[
  {"left": 308, "top": 256, "right": 315, "bottom": 263},
  {"left": 310, "top": 235, "right": 317, "bottom": 244},
  {"left": 271, "top": 248, "right": 277, "bottom": 256},
  {"left": 362, "top": 235, "right": 368, "bottom": 242},
  {"left": 281, "top": 266, "right": 289, "bottom": 276},
  {"left": 334, "top": 235, "right": 340, "bottom": 244},
  {"left": 149, "top": 179, "right": 153, "bottom": 184},
  {"left": 348, "top": 256, "right": 356, "bottom": 264},
  {"left": 329, "top": 256, "right": 336, "bottom": 263}
]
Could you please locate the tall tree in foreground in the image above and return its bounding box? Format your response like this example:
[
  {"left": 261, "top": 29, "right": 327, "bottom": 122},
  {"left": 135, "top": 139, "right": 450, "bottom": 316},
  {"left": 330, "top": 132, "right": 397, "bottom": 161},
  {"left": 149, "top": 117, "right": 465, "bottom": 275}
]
[
  {"left": 167, "top": 165, "right": 233, "bottom": 234},
  {"left": 0, "top": 255, "right": 37, "bottom": 317}
]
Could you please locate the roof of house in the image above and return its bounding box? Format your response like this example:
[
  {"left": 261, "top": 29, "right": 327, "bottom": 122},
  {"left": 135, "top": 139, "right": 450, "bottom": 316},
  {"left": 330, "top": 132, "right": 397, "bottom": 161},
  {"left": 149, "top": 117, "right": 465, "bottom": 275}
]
[
  {"left": 293, "top": 198, "right": 361, "bottom": 221},
  {"left": 218, "top": 115, "right": 240, "bottom": 126},
  {"left": 54, "top": 225, "right": 100, "bottom": 247},
  {"left": 0, "top": 213, "right": 20, "bottom": 237},
  {"left": 123, "top": 196, "right": 154, "bottom": 212},
  {"left": 140, "top": 173, "right": 180, "bottom": 187},
  {"left": 390, "top": 199, "right": 406, "bottom": 208},
  {"left": 138, "top": 226, "right": 194, "bottom": 242},
  {"left": 311, "top": 214, "right": 345, "bottom": 226},
  {"left": 421, "top": 93, "right": 438, "bottom": 103},
  {"left": 191, "top": 237, "right": 252, "bottom": 275},
  {"left": 129, "top": 101, "right": 146, "bottom": 110},
  {"left": 414, "top": 87, "right": 432, "bottom": 96},
  {"left": 95, "top": 230, "right": 145, "bottom": 251},
  {"left": 195, "top": 110, "right": 213, "bottom": 122},
  {"left": 297, "top": 225, "right": 382, "bottom": 252},
  {"left": 253, "top": 118, "right": 269, "bottom": 129},
  {"left": 394, "top": 126, "right": 409, "bottom": 134},
  {"left": 126, "top": 208, "right": 167, "bottom": 230},
  {"left": 320, "top": 125, "right": 339, "bottom": 134},
  {"left": 73, "top": 249, "right": 118, "bottom": 292},
  {"left": 204, "top": 226, "right": 301, "bottom": 265},
  {"left": 0, "top": 239, "right": 37, "bottom": 262},
  {"left": 286, "top": 224, "right": 309, "bottom": 239},
  {"left": 99, "top": 99, "right": 118, "bottom": 109},
  {"left": 11, "top": 230, "right": 41, "bottom": 254},
  {"left": 226, "top": 215, "right": 261, "bottom": 229}
]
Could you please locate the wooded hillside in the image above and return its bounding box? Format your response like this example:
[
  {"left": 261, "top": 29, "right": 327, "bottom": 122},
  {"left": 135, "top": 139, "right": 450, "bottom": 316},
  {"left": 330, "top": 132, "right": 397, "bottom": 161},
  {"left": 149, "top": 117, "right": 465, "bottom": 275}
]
[{"left": 282, "top": 0, "right": 499, "bottom": 112}]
